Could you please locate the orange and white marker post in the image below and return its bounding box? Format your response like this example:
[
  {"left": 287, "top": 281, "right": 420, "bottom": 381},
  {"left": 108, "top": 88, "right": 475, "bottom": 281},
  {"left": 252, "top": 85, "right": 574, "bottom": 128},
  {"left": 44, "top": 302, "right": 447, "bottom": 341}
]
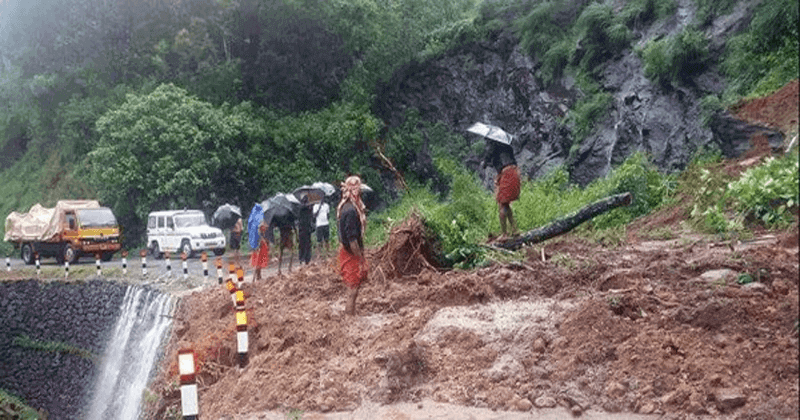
[
  {"left": 236, "top": 266, "right": 245, "bottom": 289},
  {"left": 177, "top": 349, "right": 199, "bottom": 419},
  {"left": 225, "top": 276, "right": 237, "bottom": 306},
  {"left": 235, "top": 290, "right": 249, "bottom": 368},
  {"left": 140, "top": 249, "right": 148, "bottom": 277},
  {"left": 95, "top": 253, "right": 102, "bottom": 277},
  {"left": 35, "top": 253, "right": 40, "bottom": 277},
  {"left": 121, "top": 249, "right": 128, "bottom": 276},
  {"left": 201, "top": 252, "right": 209, "bottom": 282},
  {"left": 6, "top": 254, "right": 10, "bottom": 272},
  {"left": 181, "top": 252, "right": 189, "bottom": 280},
  {"left": 215, "top": 257, "right": 223, "bottom": 284}
]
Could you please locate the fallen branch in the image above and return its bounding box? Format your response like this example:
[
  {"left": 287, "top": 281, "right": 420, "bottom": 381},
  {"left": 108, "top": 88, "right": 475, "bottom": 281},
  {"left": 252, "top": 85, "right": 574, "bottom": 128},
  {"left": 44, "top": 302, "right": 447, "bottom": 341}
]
[{"left": 497, "top": 192, "right": 633, "bottom": 251}]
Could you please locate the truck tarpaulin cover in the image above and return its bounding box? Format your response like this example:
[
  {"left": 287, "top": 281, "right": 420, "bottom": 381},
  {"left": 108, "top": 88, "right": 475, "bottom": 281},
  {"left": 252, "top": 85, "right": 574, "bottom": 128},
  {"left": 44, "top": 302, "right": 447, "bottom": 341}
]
[{"left": 4, "top": 200, "right": 101, "bottom": 242}]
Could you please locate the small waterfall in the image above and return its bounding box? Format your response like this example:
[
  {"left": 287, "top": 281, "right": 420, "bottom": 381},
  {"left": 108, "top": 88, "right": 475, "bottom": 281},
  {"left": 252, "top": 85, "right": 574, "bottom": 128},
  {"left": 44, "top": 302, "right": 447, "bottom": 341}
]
[{"left": 86, "top": 285, "right": 174, "bottom": 420}]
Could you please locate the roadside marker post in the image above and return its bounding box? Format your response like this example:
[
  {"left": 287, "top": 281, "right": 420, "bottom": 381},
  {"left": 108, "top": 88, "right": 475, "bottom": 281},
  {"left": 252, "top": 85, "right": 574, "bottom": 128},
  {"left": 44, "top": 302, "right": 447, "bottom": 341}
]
[
  {"left": 95, "top": 254, "right": 102, "bottom": 277},
  {"left": 182, "top": 252, "right": 189, "bottom": 280},
  {"left": 177, "top": 349, "right": 199, "bottom": 420},
  {"left": 225, "top": 277, "right": 237, "bottom": 306},
  {"left": 228, "top": 262, "right": 236, "bottom": 287},
  {"left": 35, "top": 253, "right": 40, "bottom": 277},
  {"left": 140, "top": 249, "right": 148, "bottom": 277},
  {"left": 235, "top": 290, "right": 249, "bottom": 368},
  {"left": 165, "top": 252, "right": 172, "bottom": 277},
  {"left": 201, "top": 252, "right": 209, "bottom": 282},
  {"left": 236, "top": 266, "right": 244, "bottom": 289},
  {"left": 65, "top": 261, "right": 69, "bottom": 279},
  {"left": 6, "top": 255, "right": 9, "bottom": 272},
  {"left": 215, "top": 257, "right": 223, "bottom": 284},
  {"left": 121, "top": 249, "right": 128, "bottom": 276}
]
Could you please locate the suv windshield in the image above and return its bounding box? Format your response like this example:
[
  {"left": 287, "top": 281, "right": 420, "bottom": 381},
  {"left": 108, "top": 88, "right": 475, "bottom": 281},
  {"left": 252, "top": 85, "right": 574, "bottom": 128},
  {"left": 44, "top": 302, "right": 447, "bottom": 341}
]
[
  {"left": 174, "top": 213, "right": 207, "bottom": 228},
  {"left": 77, "top": 208, "right": 118, "bottom": 228}
]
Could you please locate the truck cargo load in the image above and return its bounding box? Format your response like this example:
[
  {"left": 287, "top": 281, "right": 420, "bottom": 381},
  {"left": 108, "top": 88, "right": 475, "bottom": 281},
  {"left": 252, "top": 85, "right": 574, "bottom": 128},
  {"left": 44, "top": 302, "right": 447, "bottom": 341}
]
[{"left": 4, "top": 200, "right": 122, "bottom": 265}]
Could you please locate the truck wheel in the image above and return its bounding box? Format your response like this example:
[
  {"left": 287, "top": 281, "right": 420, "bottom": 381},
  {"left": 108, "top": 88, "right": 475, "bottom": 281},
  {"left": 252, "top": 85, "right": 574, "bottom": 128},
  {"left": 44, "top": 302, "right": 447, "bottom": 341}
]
[
  {"left": 101, "top": 252, "right": 114, "bottom": 262},
  {"left": 64, "top": 245, "right": 79, "bottom": 264},
  {"left": 213, "top": 248, "right": 225, "bottom": 256},
  {"left": 21, "top": 243, "right": 35, "bottom": 265},
  {"left": 179, "top": 240, "right": 193, "bottom": 258},
  {"left": 150, "top": 241, "right": 163, "bottom": 259}
]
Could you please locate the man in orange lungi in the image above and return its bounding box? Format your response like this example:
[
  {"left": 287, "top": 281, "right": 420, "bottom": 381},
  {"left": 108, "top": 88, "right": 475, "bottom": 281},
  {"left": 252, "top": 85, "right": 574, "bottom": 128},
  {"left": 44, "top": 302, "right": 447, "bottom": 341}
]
[
  {"left": 337, "top": 175, "right": 369, "bottom": 316},
  {"left": 486, "top": 141, "right": 520, "bottom": 239}
]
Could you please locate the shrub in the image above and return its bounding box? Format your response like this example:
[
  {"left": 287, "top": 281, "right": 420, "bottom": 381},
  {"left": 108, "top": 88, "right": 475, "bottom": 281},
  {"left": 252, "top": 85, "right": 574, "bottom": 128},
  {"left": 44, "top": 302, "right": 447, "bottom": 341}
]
[
  {"left": 728, "top": 153, "right": 799, "bottom": 227},
  {"left": 642, "top": 28, "right": 709, "bottom": 87},
  {"left": 573, "top": 3, "right": 631, "bottom": 74},
  {"left": 619, "top": 0, "right": 677, "bottom": 28},
  {"left": 721, "top": 0, "right": 798, "bottom": 100}
]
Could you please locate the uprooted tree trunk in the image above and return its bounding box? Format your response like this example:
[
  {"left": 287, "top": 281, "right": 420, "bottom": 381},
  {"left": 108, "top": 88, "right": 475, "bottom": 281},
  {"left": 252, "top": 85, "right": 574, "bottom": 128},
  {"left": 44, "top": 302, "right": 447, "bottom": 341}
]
[{"left": 497, "top": 192, "right": 633, "bottom": 251}]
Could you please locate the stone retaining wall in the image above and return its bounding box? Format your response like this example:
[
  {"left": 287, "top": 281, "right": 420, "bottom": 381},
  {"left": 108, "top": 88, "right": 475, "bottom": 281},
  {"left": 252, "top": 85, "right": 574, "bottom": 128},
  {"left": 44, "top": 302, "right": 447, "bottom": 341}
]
[{"left": 0, "top": 279, "right": 128, "bottom": 419}]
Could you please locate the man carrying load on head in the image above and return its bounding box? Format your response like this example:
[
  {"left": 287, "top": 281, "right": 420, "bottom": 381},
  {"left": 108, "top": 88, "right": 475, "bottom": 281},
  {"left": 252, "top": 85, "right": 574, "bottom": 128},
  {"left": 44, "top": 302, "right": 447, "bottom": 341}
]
[{"left": 337, "top": 175, "right": 369, "bottom": 316}]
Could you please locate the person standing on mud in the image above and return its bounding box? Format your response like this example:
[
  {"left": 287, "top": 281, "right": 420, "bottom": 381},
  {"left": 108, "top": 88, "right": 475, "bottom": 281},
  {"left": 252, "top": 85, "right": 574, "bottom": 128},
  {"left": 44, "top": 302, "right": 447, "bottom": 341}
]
[
  {"left": 484, "top": 141, "right": 520, "bottom": 239},
  {"left": 250, "top": 221, "right": 270, "bottom": 282},
  {"left": 313, "top": 199, "right": 331, "bottom": 258},
  {"left": 298, "top": 195, "right": 313, "bottom": 265},
  {"left": 230, "top": 217, "right": 244, "bottom": 268},
  {"left": 337, "top": 175, "right": 369, "bottom": 316}
]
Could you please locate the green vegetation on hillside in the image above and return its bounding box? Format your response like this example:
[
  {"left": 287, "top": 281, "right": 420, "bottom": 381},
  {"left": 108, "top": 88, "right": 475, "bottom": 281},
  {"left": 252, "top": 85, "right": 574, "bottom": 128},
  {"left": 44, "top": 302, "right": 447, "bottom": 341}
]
[{"left": 0, "top": 0, "right": 797, "bottom": 255}]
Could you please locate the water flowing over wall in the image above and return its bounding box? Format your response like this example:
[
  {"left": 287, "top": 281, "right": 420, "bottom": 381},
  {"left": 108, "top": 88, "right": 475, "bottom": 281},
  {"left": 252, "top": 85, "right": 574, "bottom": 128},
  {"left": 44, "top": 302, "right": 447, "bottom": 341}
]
[
  {"left": 0, "top": 280, "right": 173, "bottom": 419},
  {"left": 86, "top": 285, "right": 174, "bottom": 420}
]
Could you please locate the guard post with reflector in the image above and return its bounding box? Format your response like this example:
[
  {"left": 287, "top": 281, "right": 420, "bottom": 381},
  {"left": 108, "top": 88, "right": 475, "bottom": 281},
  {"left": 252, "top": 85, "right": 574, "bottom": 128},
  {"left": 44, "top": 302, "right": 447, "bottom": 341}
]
[
  {"left": 225, "top": 277, "right": 237, "bottom": 306},
  {"left": 215, "top": 257, "right": 223, "bottom": 284},
  {"left": 201, "top": 252, "right": 209, "bottom": 282},
  {"left": 228, "top": 262, "right": 236, "bottom": 285},
  {"left": 6, "top": 253, "right": 10, "bottom": 272},
  {"left": 236, "top": 266, "right": 245, "bottom": 289},
  {"left": 95, "top": 253, "right": 102, "bottom": 277},
  {"left": 177, "top": 349, "right": 199, "bottom": 419},
  {"left": 235, "top": 292, "right": 249, "bottom": 368},
  {"left": 140, "top": 249, "right": 148, "bottom": 277},
  {"left": 35, "top": 253, "right": 40, "bottom": 277},
  {"left": 121, "top": 249, "right": 128, "bottom": 275},
  {"left": 181, "top": 252, "right": 189, "bottom": 280}
]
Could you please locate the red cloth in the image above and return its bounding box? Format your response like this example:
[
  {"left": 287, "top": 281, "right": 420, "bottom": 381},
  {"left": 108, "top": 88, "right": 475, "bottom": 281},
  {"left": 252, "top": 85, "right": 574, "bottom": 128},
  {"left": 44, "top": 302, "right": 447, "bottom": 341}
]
[
  {"left": 250, "top": 242, "right": 270, "bottom": 269},
  {"left": 496, "top": 165, "right": 520, "bottom": 204},
  {"left": 338, "top": 246, "right": 367, "bottom": 289}
]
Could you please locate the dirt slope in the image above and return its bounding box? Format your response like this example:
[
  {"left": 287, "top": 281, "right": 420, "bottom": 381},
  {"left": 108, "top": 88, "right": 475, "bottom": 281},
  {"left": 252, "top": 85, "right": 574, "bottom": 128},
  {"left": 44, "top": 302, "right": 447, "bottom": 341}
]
[{"left": 144, "top": 81, "right": 798, "bottom": 420}]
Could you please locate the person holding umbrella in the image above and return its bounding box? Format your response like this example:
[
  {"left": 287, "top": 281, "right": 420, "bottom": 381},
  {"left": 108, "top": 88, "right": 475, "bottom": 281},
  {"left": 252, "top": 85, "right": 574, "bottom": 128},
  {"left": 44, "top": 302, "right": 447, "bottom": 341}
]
[
  {"left": 337, "top": 175, "right": 369, "bottom": 316},
  {"left": 297, "top": 195, "right": 314, "bottom": 265},
  {"left": 250, "top": 221, "right": 270, "bottom": 281},
  {"left": 484, "top": 134, "right": 520, "bottom": 239},
  {"left": 230, "top": 217, "right": 243, "bottom": 267}
]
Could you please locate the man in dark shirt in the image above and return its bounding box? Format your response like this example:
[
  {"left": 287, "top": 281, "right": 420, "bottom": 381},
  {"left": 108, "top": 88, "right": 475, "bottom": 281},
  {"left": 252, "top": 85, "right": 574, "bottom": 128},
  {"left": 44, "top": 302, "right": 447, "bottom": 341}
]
[
  {"left": 298, "top": 196, "right": 313, "bottom": 264},
  {"left": 337, "top": 175, "right": 368, "bottom": 316},
  {"left": 485, "top": 141, "right": 520, "bottom": 239}
]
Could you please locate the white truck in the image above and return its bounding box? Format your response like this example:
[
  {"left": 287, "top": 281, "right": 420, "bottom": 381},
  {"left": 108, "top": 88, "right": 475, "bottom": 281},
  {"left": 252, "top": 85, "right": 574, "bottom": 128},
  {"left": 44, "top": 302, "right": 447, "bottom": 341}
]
[
  {"left": 4, "top": 200, "right": 122, "bottom": 264},
  {"left": 146, "top": 210, "right": 226, "bottom": 258}
]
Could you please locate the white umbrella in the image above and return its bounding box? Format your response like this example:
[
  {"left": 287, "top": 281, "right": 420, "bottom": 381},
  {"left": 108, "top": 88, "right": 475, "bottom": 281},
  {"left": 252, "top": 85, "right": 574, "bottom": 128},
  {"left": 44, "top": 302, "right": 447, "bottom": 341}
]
[
  {"left": 467, "top": 122, "right": 514, "bottom": 145},
  {"left": 311, "top": 182, "right": 336, "bottom": 196}
]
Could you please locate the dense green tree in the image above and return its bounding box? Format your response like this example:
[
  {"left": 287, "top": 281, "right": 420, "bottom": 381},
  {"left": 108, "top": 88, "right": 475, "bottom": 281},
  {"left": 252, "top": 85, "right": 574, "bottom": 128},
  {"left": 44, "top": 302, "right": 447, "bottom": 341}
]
[{"left": 88, "top": 83, "right": 265, "bottom": 245}]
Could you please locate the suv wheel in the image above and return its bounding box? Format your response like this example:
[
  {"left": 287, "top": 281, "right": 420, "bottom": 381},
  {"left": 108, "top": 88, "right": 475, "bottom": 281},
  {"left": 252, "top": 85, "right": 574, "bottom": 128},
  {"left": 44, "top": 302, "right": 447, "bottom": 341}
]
[
  {"left": 150, "top": 241, "right": 163, "bottom": 259},
  {"left": 179, "top": 240, "right": 193, "bottom": 258}
]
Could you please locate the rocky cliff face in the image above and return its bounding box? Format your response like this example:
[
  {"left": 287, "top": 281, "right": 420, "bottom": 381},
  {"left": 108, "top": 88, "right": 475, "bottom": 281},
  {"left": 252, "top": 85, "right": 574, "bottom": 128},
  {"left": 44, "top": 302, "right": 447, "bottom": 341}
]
[{"left": 374, "top": 0, "right": 783, "bottom": 190}]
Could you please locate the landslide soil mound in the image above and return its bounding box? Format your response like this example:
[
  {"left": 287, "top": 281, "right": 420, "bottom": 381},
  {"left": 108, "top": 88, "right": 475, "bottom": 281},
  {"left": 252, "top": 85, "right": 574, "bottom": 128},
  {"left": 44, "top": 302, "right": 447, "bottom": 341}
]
[{"left": 144, "top": 81, "right": 799, "bottom": 420}]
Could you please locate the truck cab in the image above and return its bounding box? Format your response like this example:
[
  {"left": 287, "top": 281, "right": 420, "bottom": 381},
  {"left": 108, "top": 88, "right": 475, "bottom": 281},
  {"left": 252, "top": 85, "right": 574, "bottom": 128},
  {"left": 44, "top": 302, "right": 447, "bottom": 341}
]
[{"left": 147, "top": 210, "right": 226, "bottom": 258}]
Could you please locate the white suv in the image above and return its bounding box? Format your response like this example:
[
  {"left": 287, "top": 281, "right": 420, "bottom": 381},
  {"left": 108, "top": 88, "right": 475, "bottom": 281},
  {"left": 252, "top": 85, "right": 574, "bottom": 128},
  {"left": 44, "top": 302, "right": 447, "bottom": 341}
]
[{"left": 147, "top": 210, "right": 226, "bottom": 258}]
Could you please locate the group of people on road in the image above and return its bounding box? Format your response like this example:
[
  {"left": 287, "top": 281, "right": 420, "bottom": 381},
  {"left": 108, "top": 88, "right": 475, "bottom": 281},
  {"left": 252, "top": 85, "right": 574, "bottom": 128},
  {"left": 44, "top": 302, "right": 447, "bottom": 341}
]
[
  {"left": 221, "top": 134, "right": 519, "bottom": 317},
  {"left": 223, "top": 176, "right": 367, "bottom": 315}
]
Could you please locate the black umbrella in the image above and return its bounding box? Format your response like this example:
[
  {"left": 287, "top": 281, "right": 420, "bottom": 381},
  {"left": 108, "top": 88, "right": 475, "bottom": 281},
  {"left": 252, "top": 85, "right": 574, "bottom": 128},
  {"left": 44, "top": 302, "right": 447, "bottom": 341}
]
[
  {"left": 292, "top": 186, "right": 326, "bottom": 205},
  {"left": 262, "top": 193, "right": 300, "bottom": 229},
  {"left": 212, "top": 203, "right": 241, "bottom": 229}
]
